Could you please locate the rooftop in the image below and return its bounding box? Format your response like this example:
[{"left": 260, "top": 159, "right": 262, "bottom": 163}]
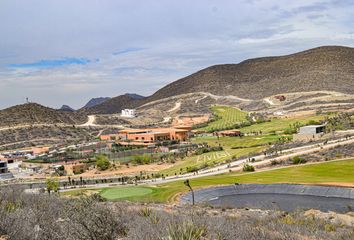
[{"left": 300, "top": 124, "right": 326, "bottom": 129}]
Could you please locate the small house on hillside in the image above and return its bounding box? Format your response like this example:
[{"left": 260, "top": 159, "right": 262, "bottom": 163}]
[
  {"left": 293, "top": 124, "right": 326, "bottom": 142},
  {"left": 121, "top": 109, "right": 137, "bottom": 118}
]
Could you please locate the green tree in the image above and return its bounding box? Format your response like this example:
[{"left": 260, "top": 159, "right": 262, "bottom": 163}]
[
  {"left": 96, "top": 155, "right": 111, "bottom": 171},
  {"left": 46, "top": 178, "right": 59, "bottom": 195}
]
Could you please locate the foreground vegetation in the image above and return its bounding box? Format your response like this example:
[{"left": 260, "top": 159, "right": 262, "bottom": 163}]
[
  {"left": 1, "top": 187, "right": 353, "bottom": 240},
  {"left": 65, "top": 159, "right": 354, "bottom": 203}
]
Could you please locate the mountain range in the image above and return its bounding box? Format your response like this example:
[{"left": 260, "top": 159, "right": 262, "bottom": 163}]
[{"left": 1, "top": 45, "right": 353, "bottom": 119}]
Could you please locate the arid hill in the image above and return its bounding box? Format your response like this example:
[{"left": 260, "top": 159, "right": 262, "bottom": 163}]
[
  {"left": 148, "top": 46, "right": 354, "bottom": 101},
  {"left": 81, "top": 94, "right": 144, "bottom": 114},
  {"left": 0, "top": 103, "right": 86, "bottom": 127},
  {"left": 81, "top": 97, "right": 111, "bottom": 109}
]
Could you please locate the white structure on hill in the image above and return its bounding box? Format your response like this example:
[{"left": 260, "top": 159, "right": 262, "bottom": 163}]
[
  {"left": 293, "top": 124, "right": 326, "bottom": 142},
  {"left": 121, "top": 109, "right": 137, "bottom": 118},
  {"left": 0, "top": 160, "right": 13, "bottom": 180}
]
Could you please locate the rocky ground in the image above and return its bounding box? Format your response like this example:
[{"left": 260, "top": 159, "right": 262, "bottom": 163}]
[{"left": 0, "top": 187, "right": 353, "bottom": 240}]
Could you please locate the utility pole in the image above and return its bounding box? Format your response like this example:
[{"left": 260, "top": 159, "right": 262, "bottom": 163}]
[{"left": 184, "top": 179, "right": 195, "bottom": 205}]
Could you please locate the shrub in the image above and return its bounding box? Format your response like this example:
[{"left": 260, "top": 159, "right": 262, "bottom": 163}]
[
  {"left": 167, "top": 222, "right": 206, "bottom": 240},
  {"left": 307, "top": 120, "right": 321, "bottom": 125},
  {"left": 96, "top": 155, "right": 111, "bottom": 170},
  {"left": 271, "top": 160, "right": 279, "bottom": 165},
  {"left": 292, "top": 156, "right": 307, "bottom": 164},
  {"left": 284, "top": 128, "right": 297, "bottom": 134},
  {"left": 243, "top": 164, "right": 255, "bottom": 172},
  {"left": 132, "top": 154, "right": 153, "bottom": 165}
]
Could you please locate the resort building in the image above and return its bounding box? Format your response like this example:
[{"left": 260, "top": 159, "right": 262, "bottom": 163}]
[
  {"left": 117, "top": 127, "right": 191, "bottom": 145},
  {"left": 121, "top": 109, "right": 137, "bottom": 118}
]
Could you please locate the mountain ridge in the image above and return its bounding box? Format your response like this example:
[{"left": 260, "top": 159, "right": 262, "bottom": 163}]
[
  {"left": 0, "top": 103, "right": 85, "bottom": 127},
  {"left": 147, "top": 45, "right": 354, "bottom": 101}
]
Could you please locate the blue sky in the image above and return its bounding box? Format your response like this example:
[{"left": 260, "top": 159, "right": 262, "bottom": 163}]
[{"left": 0, "top": 0, "right": 353, "bottom": 109}]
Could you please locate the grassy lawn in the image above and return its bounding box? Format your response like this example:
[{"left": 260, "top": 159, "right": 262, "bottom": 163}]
[
  {"left": 159, "top": 134, "right": 283, "bottom": 176},
  {"left": 100, "top": 186, "right": 153, "bottom": 200},
  {"left": 199, "top": 106, "right": 248, "bottom": 132},
  {"left": 86, "top": 159, "right": 354, "bottom": 203},
  {"left": 159, "top": 146, "right": 264, "bottom": 176},
  {"left": 239, "top": 115, "right": 326, "bottom": 134},
  {"left": 191, "top": 134, "right": 282, "bottom": 148}
]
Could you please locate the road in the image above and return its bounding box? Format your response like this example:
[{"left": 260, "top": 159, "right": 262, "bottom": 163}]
[
  {"left": 0, "top": 115, "right": 126, "bottom": 132},
  {"left": 79, "top": 115, "right": 97, "bottom": 127}
]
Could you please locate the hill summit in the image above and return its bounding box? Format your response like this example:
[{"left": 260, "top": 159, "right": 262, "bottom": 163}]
[
  {"left": 0, "top": 103, "right": 85, "bottom": 127},
  {"left": 148, "top": 46, "right": 354, "bottom": 101}
]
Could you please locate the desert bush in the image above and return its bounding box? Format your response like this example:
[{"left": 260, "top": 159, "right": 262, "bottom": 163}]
[
  {"left": 132, "top": 154, "right": 153, "bottom": 165},
  {"left": 96, "top": 155, "right": 111, "bottom": 170},
  {"left": 0, "top": 187, "right": 353, "bottom": 240},
  {"left": 292, "top": 156, "right": 307, "bottom": 164},
  {"left": 243, "top": 164, "right": 255, "bottom": 172}
]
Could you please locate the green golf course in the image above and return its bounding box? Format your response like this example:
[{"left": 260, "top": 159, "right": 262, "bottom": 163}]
[{"left": 64, "top": 158, "right": 354, "bottom": 203}]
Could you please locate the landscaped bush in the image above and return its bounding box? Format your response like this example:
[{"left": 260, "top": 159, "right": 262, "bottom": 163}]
[
  {"left": 132, "top": 154, "right": 153, "bottom": 165},
  {"left": 292, "top": 156, "right": 307, "bottom": 164},
  {"left": 271, "top": 160, "right": 280, "bottom": 165},
  {"left": 243, "top": 164, "right": 255, "bottom": 172},
  {"left": 96, "top": 155, "right": 111, "bottom": 170},
  {"left": 195, "top": 146, "right": 223, "bottom": 155}
]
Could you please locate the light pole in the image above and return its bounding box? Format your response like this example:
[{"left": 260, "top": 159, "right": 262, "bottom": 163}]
[{"left": 184, "top": 179, "right": 195, "bottom": 205}]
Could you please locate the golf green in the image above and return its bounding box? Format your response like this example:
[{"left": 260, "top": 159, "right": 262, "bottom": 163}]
[{"left": 100, "top": 187, "right": 153, "bottom": 200}]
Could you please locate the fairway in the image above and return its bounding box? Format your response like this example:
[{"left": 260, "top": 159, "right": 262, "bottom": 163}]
[
  {"left": 159, "top": 134, "right": 281, "bottom": 176},
  {"left": 100, "top": 186, "right": 153, "bottom": 200},
  {"left": 64, "top": 159, "right": 354, "bottom": 203},
  {"left": 199, "top": 106, "right": 248, "bottom": 132},
  {"left": 104, "top": 159, "right": 354, "bottom": 202},
  {"left": 239, "top": 115, "right": 326, "bottom": 134}
]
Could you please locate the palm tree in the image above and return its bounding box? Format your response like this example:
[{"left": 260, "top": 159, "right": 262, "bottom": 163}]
[{"left": 184, "top": 179, "right": 195, "bottom": 205}]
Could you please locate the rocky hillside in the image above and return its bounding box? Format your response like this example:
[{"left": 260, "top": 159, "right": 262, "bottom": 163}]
[
  {"left": 81, "top": 94, "right": 144, "bottom": 114},
  {"left": 60, "top": 105, "right": 75, "bottom": 112},
  {"left": 148, "top": 46, "right": 354, "bottom": 101},
  {"left": 0, "top": 103, "right": 86, "bottom": 127},
  {"left": 81, "top": 97, "right": 111, "bottom": 109}
]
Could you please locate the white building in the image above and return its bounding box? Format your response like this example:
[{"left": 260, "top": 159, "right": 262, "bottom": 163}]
[
  {"left": 293, "top": 124, "right": 326, "bottom": 141},
  {"left": 121, "top": 109, "right": 137, "bottom": 118}
]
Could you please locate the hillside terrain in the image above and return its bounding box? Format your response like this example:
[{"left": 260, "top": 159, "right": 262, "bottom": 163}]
[
  {"left": 0, "top": 103, "right": 86, "bottom": 127},
  {"left": 82, "top": 46, "right": 354, "bottom": 116},
  {"left": 82, "top": 94, "right": 144, "bottom": 114},
  {"left": 147, "top": 46, "right": 354, "bottom": 101},
  {"left": 81, "top": 97, "right": 111, "bottom": 109},
  {"left": 1, "top": 46, "right": 354, "bottom": 128},
  {"left": 59, "top": 105, "right": 75, "bottom": 112}
]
